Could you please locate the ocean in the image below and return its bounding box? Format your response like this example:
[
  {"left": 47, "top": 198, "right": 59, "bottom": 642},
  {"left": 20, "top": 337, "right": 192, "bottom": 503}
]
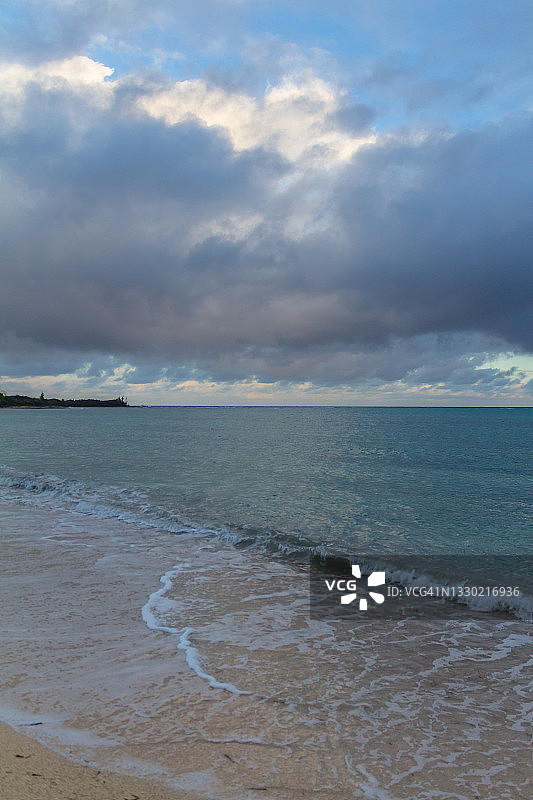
[{"left": 1, "top": 406, "right": 532, "bottom": 799}]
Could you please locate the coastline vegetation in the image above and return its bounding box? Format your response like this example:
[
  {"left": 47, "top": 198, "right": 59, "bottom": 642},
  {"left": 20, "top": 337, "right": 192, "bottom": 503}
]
[{"left": 0, "top": 392, "right": 128, "bottom": 408}]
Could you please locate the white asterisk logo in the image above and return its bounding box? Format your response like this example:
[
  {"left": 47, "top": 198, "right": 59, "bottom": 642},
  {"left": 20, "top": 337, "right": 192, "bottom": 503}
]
[{"left": 341, "top": 564, "right": 386, "bottom": 610}]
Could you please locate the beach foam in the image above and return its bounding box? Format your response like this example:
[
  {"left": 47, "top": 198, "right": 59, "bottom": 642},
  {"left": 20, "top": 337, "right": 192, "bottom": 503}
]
[
  {"left": 1, "top": 464, "right": 531, "bottom": 622},
  {"left": 1, "top": 497, "right": 532, "bottom": 799}
]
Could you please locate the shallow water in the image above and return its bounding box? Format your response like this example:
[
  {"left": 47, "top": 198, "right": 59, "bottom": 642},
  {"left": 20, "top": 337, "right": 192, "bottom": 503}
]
[
  {"left": 0, "top": 407, "right": 532, "bottom": 798},
  {"left": 1, "top": 406, "right": 531, "bottom": 555},
  {"left": 1, "top": 499, "right": 532, "bottom": 799}
]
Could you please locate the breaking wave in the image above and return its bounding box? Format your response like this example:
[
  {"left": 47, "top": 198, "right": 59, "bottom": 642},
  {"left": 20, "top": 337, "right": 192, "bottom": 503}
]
[{"left": 1, "top": 464, "right": 531, "bottom": 622}]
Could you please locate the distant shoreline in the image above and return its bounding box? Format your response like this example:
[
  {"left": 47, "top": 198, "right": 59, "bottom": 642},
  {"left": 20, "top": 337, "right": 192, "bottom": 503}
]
[{"left": 0, "top": 394, "right": 128, "bottom": 409}]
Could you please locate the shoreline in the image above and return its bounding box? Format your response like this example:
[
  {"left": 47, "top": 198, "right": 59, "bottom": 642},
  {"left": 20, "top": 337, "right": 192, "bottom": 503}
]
[
  {"left": 0, "top": 721, "right": 193, "bottom": 800},
  {"left": 1, "top": 486, "right": 532, "bottom": 799}
]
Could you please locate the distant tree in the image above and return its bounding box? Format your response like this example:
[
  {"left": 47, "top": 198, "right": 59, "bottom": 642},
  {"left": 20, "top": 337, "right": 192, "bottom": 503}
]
[{"left": 40, "top": 392, "right": 45, "bottom": 400}]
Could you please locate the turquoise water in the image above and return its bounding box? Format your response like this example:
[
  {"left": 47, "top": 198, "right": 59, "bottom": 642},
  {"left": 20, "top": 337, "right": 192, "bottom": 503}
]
[
  {"left": 1, "top": 406, "right": 532, "bottom": 798},
  {"left": 1, "top": 406, "right": 531, "bottom": 557}
]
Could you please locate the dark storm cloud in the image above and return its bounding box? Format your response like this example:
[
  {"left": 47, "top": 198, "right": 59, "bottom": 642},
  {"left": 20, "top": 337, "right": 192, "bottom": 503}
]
[
  {"left": 170, "top": 333, "right": 522, "bottom": 390},
  {"left": 0, "top": 333, "right": 87, "bottom": 379},
  {"left": 0, "top": 79, "right": 288, "bottom": 357},
  {"left": 0, "top": 62, "right": 532, "bottom": 390},
  {"left": 332, "top": 117, "right": 533, "bottom": 351}
]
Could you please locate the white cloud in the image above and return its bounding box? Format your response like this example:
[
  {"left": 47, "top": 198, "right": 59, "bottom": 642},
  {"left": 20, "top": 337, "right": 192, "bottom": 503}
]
[
  {"left": 0, "top": 56, "right": 115, "bottom": 129},
  {"left": 136, "top": 72, "right": 375, "bottom": 166},
  {"left": 0, "top": 54, "right": 373, "bottom": 168},
  {"left": 0, "top": 55, "right": 114, "bottom": 94}
]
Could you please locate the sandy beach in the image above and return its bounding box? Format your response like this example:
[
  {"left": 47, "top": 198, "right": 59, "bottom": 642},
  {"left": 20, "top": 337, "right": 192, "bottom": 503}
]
[
  {"left": 0, "top": 499, "right": 347, "bottom": 800},
  {"left": 0, "top": 721, "right": 192, "bottom": 800},
  {"left": 1, "top": 480, "right": 532, "bottom": 800}
]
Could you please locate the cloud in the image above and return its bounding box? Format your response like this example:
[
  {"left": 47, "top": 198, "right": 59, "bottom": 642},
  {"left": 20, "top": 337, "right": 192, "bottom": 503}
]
[
  {"left": 0, "top": 50, "right": 532, "bottom": 400},
  {"left": 0, "top": 1, "right": 280, "bottom": 68},
  {"left": 136, "top": 72, "right": 375, "bottom": 166},
  {"left": 332, "top": 118, "right": 533, "bottom": 350},
  {"left": 0, "top": 55, "right": 114, "bottom": 92}
]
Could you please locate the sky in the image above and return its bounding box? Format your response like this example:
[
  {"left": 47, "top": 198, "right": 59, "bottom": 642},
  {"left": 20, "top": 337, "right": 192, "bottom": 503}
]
[{"left": 1, "top": 0, "right": 532, "bottom": 405}]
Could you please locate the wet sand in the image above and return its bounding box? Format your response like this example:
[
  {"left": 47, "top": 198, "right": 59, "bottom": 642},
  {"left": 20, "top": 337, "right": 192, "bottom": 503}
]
[
  {"left": 1, "top": 497, "right": 532, "bottom": 800},
  {"left": 0, "top": 500, "right": 341, "bottom": 800}
]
